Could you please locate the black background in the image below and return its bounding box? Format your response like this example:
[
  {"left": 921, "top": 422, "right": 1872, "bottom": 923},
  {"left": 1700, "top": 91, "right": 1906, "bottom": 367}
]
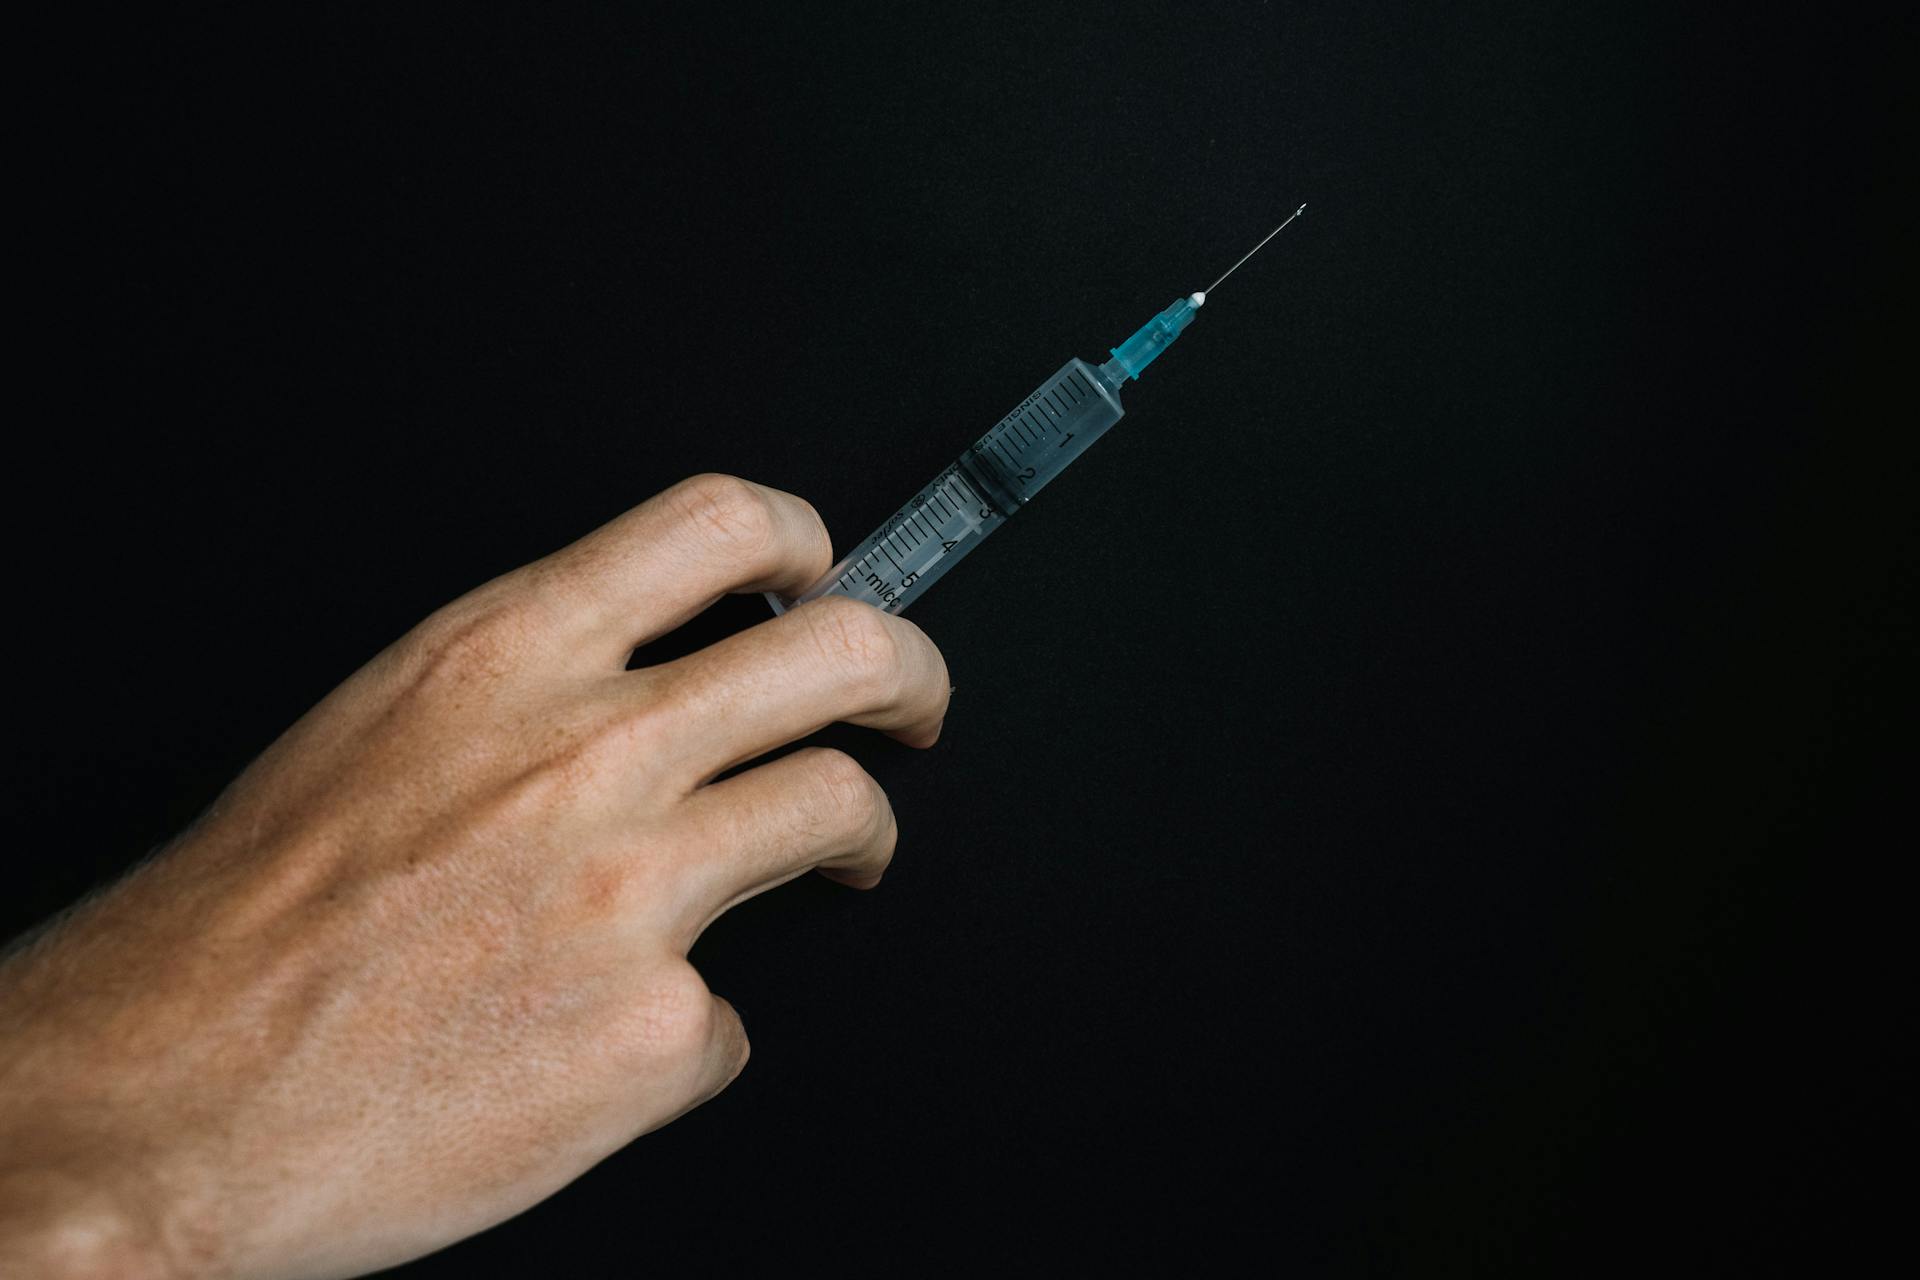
[{"left": 8, "top": 2, "right": 1907, "bottom": 1272}]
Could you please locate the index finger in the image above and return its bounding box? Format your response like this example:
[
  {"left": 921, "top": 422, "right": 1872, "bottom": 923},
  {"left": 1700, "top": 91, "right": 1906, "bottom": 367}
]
[{"left": 525, "top": 474, "right": 835, "bottom": 665}]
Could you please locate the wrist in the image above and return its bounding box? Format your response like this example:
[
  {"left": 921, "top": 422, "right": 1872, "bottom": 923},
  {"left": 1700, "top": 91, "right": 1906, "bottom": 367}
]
[{"left": 0, "top": 1165, "right": 178, "bottom": 1280}]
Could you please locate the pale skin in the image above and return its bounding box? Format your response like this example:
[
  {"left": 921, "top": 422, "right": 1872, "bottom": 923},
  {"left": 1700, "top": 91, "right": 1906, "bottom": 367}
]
[{"left": 0, "top": 475, "right": 951, "bottom": 1279}]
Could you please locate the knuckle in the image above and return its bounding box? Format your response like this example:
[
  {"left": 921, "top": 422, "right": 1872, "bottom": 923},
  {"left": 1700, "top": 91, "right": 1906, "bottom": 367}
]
[
  {"left": 791, "top": 494, "right": 833, "bottom": 569},
  {"left": 855, "top": 794, "right": 899, "bottom": 878},
  {"left": 670, "top": 473, "right": 776, "bottom": 564},
  {"left": 613, "top": 963, "right": 716, "bottom": 1063},
  {"left": 871, "top": 821, "right": 898, "bottom": 882},
  {"left": 800, "top": 596, "right": 902, "bottom": 696},
  {"left": 897, "top": 616, "right": 951, "bottom": 713},
  {"left": 801, "top": 748, "right": 884, "bottom": 831},
  {"left": 913, "top": 620, "right": 952, "bottom": 689}
]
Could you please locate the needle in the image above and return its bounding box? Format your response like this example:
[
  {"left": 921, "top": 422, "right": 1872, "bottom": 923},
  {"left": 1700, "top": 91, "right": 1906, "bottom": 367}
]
[{"left": 1199, "top": 203, "right": 1307, "bottom": 301}]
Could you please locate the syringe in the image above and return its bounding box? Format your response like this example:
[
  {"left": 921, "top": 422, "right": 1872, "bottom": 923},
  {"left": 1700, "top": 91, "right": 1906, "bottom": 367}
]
[{"left": 767, "top": 204, "right": 1306, "bottom": 617}]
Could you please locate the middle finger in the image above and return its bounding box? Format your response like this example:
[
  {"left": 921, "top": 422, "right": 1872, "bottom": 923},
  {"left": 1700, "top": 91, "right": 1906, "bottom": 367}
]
[{"left": 636, "top": 595, "right": 949, "bottom": 785}]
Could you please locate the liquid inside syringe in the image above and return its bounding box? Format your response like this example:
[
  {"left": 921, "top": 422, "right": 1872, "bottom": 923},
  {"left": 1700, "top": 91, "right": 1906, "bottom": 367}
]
[{"left": 767, "top": 204, "right": 1305, "bottom": 617}]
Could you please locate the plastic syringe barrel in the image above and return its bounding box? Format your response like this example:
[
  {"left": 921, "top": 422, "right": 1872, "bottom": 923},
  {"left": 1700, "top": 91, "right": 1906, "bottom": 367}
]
[{"left": 766, "top": 298, "right": 1198, "bottom": 617}]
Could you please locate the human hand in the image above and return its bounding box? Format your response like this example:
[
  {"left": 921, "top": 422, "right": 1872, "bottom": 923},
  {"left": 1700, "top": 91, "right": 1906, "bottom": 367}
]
[{"left": 0, "top": 475, "right": 949, "bottom": 1279}]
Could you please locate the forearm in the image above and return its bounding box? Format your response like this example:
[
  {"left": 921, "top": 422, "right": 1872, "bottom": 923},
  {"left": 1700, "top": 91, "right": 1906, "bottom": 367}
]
[
  {"left": 0, "top": 1137, "right": 178, "bottom": 1280},
  {"left": 1, "top": 903, "right": 221, "bottom": 1280}
]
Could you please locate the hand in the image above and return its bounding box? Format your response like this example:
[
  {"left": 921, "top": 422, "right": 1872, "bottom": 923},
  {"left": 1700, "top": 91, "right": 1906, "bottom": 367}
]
[{"left": 0, "top": 475, "right": 950, "bottom": 1279}]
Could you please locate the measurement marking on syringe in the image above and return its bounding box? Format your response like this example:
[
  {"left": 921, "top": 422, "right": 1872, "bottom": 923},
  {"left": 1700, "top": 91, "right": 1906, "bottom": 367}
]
[
  {"left": 950, "top": 471, "right": 983, "bottom": 508},
  {"left": 759, "top": 209, "right": 1316, "bottom": 612}
]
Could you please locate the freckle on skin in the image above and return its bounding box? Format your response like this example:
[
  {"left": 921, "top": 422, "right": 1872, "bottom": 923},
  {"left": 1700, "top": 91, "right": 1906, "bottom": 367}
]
[{"left": 574, "top": 861, "right": 626, "bottom": 918}]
